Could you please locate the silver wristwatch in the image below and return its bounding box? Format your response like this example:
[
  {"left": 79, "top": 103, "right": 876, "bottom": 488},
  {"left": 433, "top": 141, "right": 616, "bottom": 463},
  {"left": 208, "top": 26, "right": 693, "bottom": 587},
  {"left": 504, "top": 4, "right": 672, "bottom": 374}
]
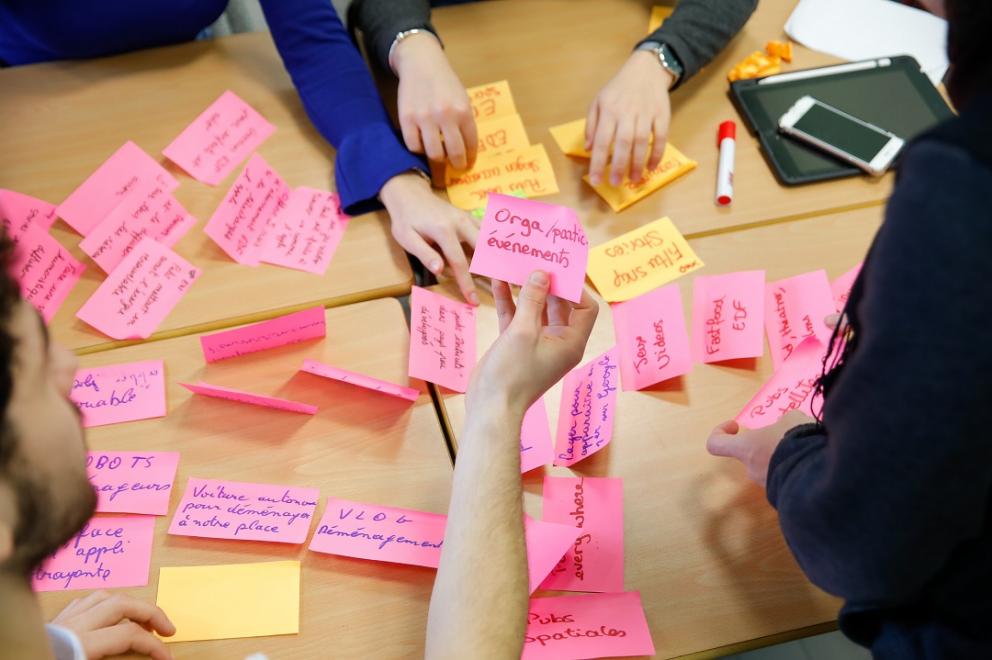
[{"left": 636, "top": 41, "right": 683, "bottom": 89}]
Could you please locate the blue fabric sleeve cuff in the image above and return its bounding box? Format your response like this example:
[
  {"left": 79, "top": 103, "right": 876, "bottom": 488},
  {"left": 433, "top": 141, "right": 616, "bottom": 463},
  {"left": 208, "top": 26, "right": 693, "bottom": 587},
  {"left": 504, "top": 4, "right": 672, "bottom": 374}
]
[
  {"left": 334, "top": 123, "right": 428, "bottom": 216},
  {"left": 766, "top": 423, "right": 825, "bottom": 508}
]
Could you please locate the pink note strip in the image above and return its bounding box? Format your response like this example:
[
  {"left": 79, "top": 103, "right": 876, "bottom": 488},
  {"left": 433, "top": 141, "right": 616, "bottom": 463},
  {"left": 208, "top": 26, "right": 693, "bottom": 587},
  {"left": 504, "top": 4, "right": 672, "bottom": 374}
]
[
  {"left": 737, "top": 337, "right": 826, "bottom": 429},
  {"left": 765, "top": 270, "right": 835, "bottom": 370},
  {"left": 169, "top": 477, "right": 319, "bottom": 544},
  {"left": 523, "top": 592, "right": 655, "bottom": 659},
  {"left": 612, "top": 284, "right": 692, "bottom": 390},
  {"left": 831, "top": 263, "right": 862, "bottom": 311},
  {"left": 71, "top": 360, "right": 167, "bottom": 428},
  {"left": 200, "top": 306, "right": 326, "bottom": 363},
  {"left": 32, "top": 515, "right": 156, "bottom": 592},
  {"left": 470, "top": 193, "right": 589, "bottom": 303},
  {"left": 520, "top": 398, "right": 554, "bottom": 474},
  {"left": 554, "top": 348, "right": 619, "bottom": 467},
  {"left": 0, "top": 188, "right": 57, "bottom": 231},
  {"left": 163, "top": 90, "right": 275, "bottom": 186},
  {"left": 57, "top": 141, "right": 178, "bottom": 236},
  {"left": 76, "top": 237, "right": 200, "bottom": 339},
  {"left": 260, "top": 187, "right": 348, "bottom": 275},
  {"left": 524, "top": 515, "right": 581, "bottom": 594},
  {"left": 180, "top": 381, "right": 317, "bottom": 415},
  {"left": 408, "top": 286, "right": 477, "bottom": 392},
  {"left": 309, "top": 498, "right": 446, "bottom": 568},
  {"left": 87, "top": 451, "right": 180, "bottom": 515},
  {"left": 1, "top": 219, "right": 85, "bottom": 323},
  {"left": 691, "top": 270, "right": 766, "bottom": 363},
  {"left": 301, "top": 359, "right": 419, "bottom": 402}
]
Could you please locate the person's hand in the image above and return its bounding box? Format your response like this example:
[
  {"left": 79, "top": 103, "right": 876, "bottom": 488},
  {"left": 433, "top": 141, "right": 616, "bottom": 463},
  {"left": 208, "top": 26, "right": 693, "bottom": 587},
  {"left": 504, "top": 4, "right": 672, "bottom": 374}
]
[
  {"left": 51, "top": 591, "right": 176, "bottom": 660},
  {"left": 468, "top": 271, "right": 599, "bottom": 414},
  {"left": 586, "top": 50, "right": 675, "bottom": 186},
  {"left": 706, "top": 411, "right": 815, "bottom": 487},
  {"left": 380, "top": 172, "right": 481, "bottom": 305},
  {"left": 391, "top": 31, "right": 478, "bottom": 173}
]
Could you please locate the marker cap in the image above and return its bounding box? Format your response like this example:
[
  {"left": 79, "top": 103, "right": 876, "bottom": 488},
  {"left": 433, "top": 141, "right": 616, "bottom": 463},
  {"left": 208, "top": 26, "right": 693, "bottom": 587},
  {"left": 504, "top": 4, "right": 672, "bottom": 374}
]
[{"left": 718, "top": 120, "right": 736, "bottom": 144}]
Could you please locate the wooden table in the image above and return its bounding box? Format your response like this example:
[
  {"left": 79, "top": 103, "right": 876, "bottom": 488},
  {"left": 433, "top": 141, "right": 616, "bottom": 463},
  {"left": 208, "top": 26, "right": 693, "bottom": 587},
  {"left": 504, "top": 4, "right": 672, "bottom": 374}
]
[
  {"left": 0, "top": 33, "right": 413, "bottom": 355},
  {"left": 37, "top": 298, "right": 454, "bottom": 659},
  {"left": 433, "top": 205, "right": 885, "bottom": 658}
]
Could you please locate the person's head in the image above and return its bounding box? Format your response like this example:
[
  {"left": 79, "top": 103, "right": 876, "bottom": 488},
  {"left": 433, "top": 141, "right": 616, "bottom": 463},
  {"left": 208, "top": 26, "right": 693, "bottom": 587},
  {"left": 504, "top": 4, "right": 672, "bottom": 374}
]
[
  {"left": 943, "top": 0, "right": 992, "bottom": 107},
  {"left": 0, "top": 230, "right": 95, "bottom": 581}
]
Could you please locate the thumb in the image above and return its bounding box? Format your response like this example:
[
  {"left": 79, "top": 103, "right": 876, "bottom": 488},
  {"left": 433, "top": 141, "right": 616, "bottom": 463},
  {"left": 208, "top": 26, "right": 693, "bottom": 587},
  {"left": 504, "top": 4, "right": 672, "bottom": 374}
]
[
  {"left": 512, "top": 271, "right": 550, "bottom": 333},
  {"left": 706, "top": 420, "right": 743, "bottom": 458}
]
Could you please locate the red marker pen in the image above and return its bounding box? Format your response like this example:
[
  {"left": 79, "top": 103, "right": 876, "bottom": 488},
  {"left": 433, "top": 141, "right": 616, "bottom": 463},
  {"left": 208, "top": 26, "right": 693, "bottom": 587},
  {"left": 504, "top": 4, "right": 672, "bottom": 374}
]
[{"left": 716, "top": 120, "right": 736, "bottom": 206}]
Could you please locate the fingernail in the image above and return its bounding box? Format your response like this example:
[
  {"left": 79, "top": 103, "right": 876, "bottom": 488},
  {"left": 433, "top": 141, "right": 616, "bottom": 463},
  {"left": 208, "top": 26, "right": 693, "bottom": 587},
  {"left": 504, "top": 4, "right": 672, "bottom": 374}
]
[
  {"left": 529, "top": 271, "right": 549, "bottom": 287},
  {"left": 468, "top": 291, "right": 480, "bottom": 305},
  {"left": 429, "top": 260, "right": 443, "bottom": 273}
]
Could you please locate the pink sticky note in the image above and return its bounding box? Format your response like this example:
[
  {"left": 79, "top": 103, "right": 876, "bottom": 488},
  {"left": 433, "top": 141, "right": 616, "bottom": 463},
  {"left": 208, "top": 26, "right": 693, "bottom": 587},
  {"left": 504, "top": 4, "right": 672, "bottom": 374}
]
[
  {"left": 57, "top": 141, "right": 178, "bottom": 236},
  {"left": 32, "top": 515, "right": 156, "bottom": 592},
  {"left": 831, "top": 263, "right": 862, "bottom": 311},
  {"left": 524, "top": 515, "right": 581, "bottom": 594},
  {"left": 612, "top": 284, "right": 692, "bottom": 391},
  {"left": 309, "top": 498, "right": 446, "bottom": 568},
  {"left": 408, "top": 286, "right": 477, "bottom": 392},
  {"left": 79, "top": 178, "right": 197, "bottom": 274},
  {"left": 765, "top": 270, "right": 835, "bottom": 370},
  {"left": 260, "top": 187, "right": 348, "bottom": 275},
  {"left": 692, "top": 270, "right": 766, "bottom": 364},
  {"left": 71, "top": 360, "right": 167, "bottom": 428},
  {"left": 180, "top": 381, "right": 317, "bottom": 415},
  {"left": 0, "top": 188, "right": 57, "bottom": 231},
  {"left": 1, "top": 220, "right": 85, "bottom": 323},
  {"left": 169, "top": 477, "right": 319, "bottom": 544},
  {"left": 163, "top": 90, "right": 276, "bottom": 186},
  {"left": 200, "top": 306, "right": 326, "bottom": 363},
  {"left": 469, "top": 194, "right": 589, "bottom": 303},
  {"left": 76, "top": 238, "right": 200, "bottom": 339},
  {"left": 737, "top": 337, "right": 826, "bottom": 429},
  {"left": 301, "top": 359, "right": 420, "bottom": 403},
  {"left": 204, "top": 153, "right": 289, "bottom": 265},
  {"left": 87, "top": 451, "right": 180, "bottom": 515},
  {"left": 554, "top": 348, "right": 619, "bottom": 467},
  {"left": 520, "top": 398, "right": 554, "bottom": 474},
  {"left": 523, "top": 592, "right": 655, "bottom": 659}
]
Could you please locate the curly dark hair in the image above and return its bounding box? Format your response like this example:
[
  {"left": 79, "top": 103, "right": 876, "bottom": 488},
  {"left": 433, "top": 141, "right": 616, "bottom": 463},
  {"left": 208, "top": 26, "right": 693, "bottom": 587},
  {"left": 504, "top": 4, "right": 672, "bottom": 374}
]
[
  {"left": 0, "top": 229, "right": 22, "bottom": 468},
  {"left": 945, "top": 0, "right": 992, "bottom": 107}
]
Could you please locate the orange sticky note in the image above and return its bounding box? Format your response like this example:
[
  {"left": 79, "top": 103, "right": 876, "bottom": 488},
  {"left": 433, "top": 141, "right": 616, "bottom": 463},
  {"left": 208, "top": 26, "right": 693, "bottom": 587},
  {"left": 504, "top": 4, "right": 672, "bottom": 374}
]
[
  {"left": 467, "top": 80, "right": 516, "bottom": 120},
  {"left": 549, "top": 119, "right": 590, "bottom": 158},
  {"left": 648, "top": 6, "right": 674, "bottom": 34},
  {"left": 474, "top": 113, "right": 530, "bottom": 160},
  {"left": 445, "top": 144, "right": 559, "bottom": 211},
  {"left": 584, "top": 143, "right": 697, "bottom": 212}
]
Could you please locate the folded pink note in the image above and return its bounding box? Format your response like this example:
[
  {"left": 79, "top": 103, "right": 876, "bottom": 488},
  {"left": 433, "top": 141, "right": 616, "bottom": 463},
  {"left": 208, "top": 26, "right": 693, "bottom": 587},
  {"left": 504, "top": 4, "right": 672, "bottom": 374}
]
[
  {"left": 71, "top": 360, "right": 167, "bottom": 428},
  {"left": 737, "top": 337, "right": 826, "bottom": 429},
  {"left": 180, "top": 381, "right": 317, "bottom": 415},
  {"left": 470, "top": 194, "right": 589, "bottom": 303},
  {"left": 76, "top": 238, "right": 200, "bottom": 339},
  {"left": 57, "top": 141, "right": 178, "bottom": 236},
  {"left": 204, "top": 153, "right": 289, "bottom": 266},
  {"left": 524, "top": 515, "right": 581, "bottom": 594},
  {"left": 523, "top": 592, "right": 656, "bottom": 659},
  {"left": 0, "top": 188, "right": 57, "bottom": 231},
  {"left": 260, "top": 187, "right": 348, "bottom": 275},
  {"left": 87, "top": 451, "right": 180, "bottom": 515},
  {"left": 200, "top": 306, "right": 326, "bottom": 362},
  {"left": 32, "top": 515, "right": 156, "bottom": 592},
  {"left": 169, "top": 477, "right": 319, "bottom": 544},
  {"left": 2, "top": 220, "right": 85, "bottom": 323},
  {"left": 520, "top": 397, "right": 554, "bottom": 474},
  {"left": 301, "top": 359, "right": 420, "bottom": 402},
  {"left": 692, "top": 270, "right": 766, "bottom": 363},
  {"left": 163, "top": 90, "right": 275, "bottom": 186},
  {"left": 611, "top": 284, "right": 692, "bottom": 390},
  {"left": 831, "top": 263, "right": 862, "bottom": 311},
  {"left": 765, "top": 270, "right": 835, "bottom": 370},
  {"left": 309, "top": 498, "right": 446, "bottom": 568},
  {"left": 554, "top": 348, "right": 619, "bottom": 467},
  {"left": 408, "top": 286, "right": 476, "bottom": 392}
]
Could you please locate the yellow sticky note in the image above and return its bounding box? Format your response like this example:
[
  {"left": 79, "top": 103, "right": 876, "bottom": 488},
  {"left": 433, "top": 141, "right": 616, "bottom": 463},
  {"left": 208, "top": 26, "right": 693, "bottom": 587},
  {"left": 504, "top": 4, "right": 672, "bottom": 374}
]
[
  {"left": 587, "top": 217, "right": 703, "bottom": 302},
  {"left": 648, "top": 6, "right": 674, "bottom": 34},
  {"left": 467, "top": 80, "right": 516, "bottom": 121},
  {"left": 549, "top": 118, "right": 590, "bottom": 158},
  {"left": 584, "top": 143, "right": 697, "bottom": 212},
  {"left": 474, "top": 113, "right": 531, "bottom": 160},
  {"left": 157, "top": 560, "right": 300, "bottom": 643},
  {"left": 446, "top": 143, "right": 559, "bottom": 210}
]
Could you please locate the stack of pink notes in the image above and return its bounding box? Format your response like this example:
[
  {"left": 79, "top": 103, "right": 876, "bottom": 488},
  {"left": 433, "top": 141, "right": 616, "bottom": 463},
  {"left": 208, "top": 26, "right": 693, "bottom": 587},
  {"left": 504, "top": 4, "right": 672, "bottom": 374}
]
[
  {"left": 691, "top": 271, "right": 766, "bottom": 364},
  {"left": 611, "top": 284, "right": 692, "bottom": 391}
]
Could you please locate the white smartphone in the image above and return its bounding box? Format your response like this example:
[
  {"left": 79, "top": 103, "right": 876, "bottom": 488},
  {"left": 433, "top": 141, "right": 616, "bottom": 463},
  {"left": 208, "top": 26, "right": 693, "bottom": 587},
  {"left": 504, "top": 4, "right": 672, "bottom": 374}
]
[{"left": 778, "top": 95, "right": 904, "bottom": 176}]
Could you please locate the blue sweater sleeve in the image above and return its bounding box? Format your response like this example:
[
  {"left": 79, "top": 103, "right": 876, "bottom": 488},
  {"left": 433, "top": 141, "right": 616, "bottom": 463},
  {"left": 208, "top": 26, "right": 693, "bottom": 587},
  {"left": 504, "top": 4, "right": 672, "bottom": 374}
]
[{"left": 258, "top": 0, "right": 427, "bottom": 215}]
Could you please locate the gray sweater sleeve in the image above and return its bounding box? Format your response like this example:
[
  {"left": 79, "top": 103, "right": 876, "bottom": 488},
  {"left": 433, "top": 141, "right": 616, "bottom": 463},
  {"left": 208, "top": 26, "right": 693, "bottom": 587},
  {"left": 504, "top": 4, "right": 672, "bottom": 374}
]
[{"left": 349, "top": 0, "right": 436, "bottom": 73}]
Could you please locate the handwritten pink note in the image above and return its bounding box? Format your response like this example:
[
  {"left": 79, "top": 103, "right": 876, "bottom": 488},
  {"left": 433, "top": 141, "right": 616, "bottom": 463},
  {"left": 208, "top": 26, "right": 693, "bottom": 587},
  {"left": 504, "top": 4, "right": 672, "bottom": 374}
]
[
  {"left": 301, "top": 359, "right": 420, "bottom": 403},
  {"left": 554, "top": 348, "right": 619, "bottom": 467},
  {"left": 523, "top": 592, "right": 655, "bottom": 659},
  {"left": 204, "top": 153, "right": 289, "bottom": 266},
  {"left": 692, "top": 270, "right": 766, "bottom": 363},
  {"left": 470, "top": 194, "right": 589, "bottom": 303},
  {"left": 76, "top": 238, "right": 200, "bottom": 339},
  {"left": 520, "top": 398, "right": 554, "bottom": 474},
  {"left": 163, "top": 90, "right": 275, "bottom": 186},
  {"left": 169, "top": 478, "right": 319, "bottom": 544},
  {"left": 180, "top": 382, "right": 317, "bottom": 415},
  {"left": 260, "top": 187, "right": 348, "bottom": 275},
  {"left": 408, "top": 286, "right": 477, "bottom": 392},
  {"left": 1, "top": 219, "right": 85, "bottom": 323},
  {"left": 0, "top": 188, "right": 57, "bottom": 231},
  {"left": 71, "top": 360, "right": 166, "bottom": 428},
  {"left": 541, "top": 476, "right": 624, "bottom": 593},
  {"left": 611, "top": 284, "right": 691, "bottom": 391},
  {"left": 57, "top": 141, "right": 178, "bottom": 236},
  {"left": 737, "top": 337, "right": 826, "bottom": 429},
  {"left": 32, "top": 515, "right": 156, "bottom": 592},
  {"left": 309, "top": 498, "right": 446, "bottom": 568},
  {"left": 87, "top": 451, "right": 180, "bottom": 515},
  {"left": 765, "top": 270, "right": 835, "bottom": 370},
  {"left": 831, "top": 263, "right": 862, "bottom": 311},
  {"left": 200, "top": 306, "right": 326, "bottom": 363},
  {"left": 524, "top": 515, "right": 581, "bottom": 594}
]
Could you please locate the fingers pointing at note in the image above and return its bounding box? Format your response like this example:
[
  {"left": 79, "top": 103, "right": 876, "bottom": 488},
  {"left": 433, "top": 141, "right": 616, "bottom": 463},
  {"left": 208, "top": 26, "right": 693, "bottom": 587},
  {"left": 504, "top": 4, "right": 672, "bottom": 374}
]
[{"left": 52, "top": 591, "right": 176, "bottom": 660}]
